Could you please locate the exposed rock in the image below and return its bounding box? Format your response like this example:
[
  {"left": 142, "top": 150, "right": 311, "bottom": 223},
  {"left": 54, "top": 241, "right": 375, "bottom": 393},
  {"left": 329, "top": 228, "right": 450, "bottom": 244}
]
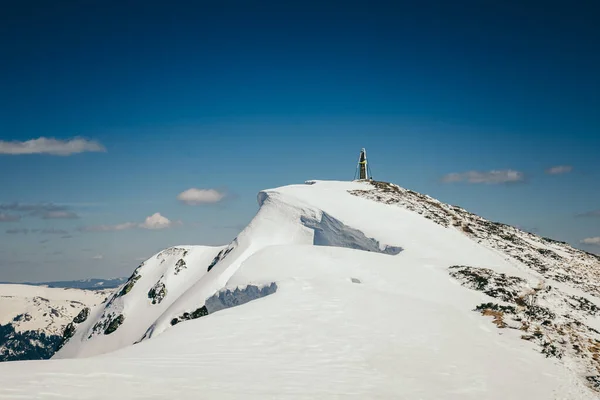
[
  {"left": 207, "top": 246, "right": 235, "bottom": 272},
  {"left": 174, "top": 259, "right": 187, "bottom": 275},
  {"left": 73, "top": 307, "right": 90, "bottom": 324},
  {"left": 104, "top": 315, "right": 125, "bottom": 335},
  {"left": 148, "top": 281, "right": 167, "bottom": 305},
  {"left": 118, "top": 267, "right": 142, "bottom": 297}
]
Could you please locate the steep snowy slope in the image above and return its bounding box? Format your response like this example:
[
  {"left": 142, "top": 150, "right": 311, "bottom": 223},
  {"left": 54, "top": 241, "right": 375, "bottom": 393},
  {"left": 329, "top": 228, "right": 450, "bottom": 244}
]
[
  {"left": 56, "top": 245, "right": 225, "bottom": 357},
  {"left": 44, "top": 179, "right": 600, "bottom": 397},
  {"left": 0, "top": 284, "right": 106, "bottom": 361}
]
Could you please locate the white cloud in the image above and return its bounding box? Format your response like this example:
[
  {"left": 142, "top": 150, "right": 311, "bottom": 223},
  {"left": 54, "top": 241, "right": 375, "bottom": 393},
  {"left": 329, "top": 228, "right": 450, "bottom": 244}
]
[
  {"left": 80, "top": 213, "right": 178, "bottom": 232},
  {"left": 92, "top": 254, "right": 104, "bottom": 260},
  {"left": 581, "top": 237, "right": 600, "bottom": 246},
  {"left": 0, "top": 137, "right": 106, "bottom": 156},
  {"left": 140, "top": 213, "right": 175, "bottom": 230},
  {"left": 441, "top": 170, "right": 525, "bottom": 184},
  {"left": 177, "top": 188, "right": 225, "bottom": 205},
  {"left": 545, "top": 165, "right": 573, "bottom": 175}
]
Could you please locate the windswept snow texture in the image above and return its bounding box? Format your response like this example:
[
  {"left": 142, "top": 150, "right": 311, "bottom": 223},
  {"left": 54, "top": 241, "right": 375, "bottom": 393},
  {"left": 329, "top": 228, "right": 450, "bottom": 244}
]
[
  {"left": 301, "top": 212, "right": 402, "bottom": 254},
  {"left": 5, "top": 179, "right": 596, "bottom": 399}
]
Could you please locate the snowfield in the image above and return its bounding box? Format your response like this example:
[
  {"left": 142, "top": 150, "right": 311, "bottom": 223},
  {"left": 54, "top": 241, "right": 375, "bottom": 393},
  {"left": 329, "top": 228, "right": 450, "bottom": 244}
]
[{"left": 1, "top": 180, "right": 599, "bottom": 398}]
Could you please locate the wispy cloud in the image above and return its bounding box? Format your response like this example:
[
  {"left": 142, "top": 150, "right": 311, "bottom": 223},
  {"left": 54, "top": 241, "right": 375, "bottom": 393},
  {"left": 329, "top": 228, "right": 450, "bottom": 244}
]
[
  {"left": 92, "top": 254, "right": 104, "bottom": 260},
  {"left": 80, "top": 212, "right": 179, "bottom": 232},
  {"left": 41, "top": 211, "right": 79, "bottom": 219},
  {"left": 0, "top": 137, "right": 106, "bottom": 156},
  {"left": 40, "top": 228, "right": 69, "bottom": 235},
  {"left": 0, "top": 203, "right": 80, "bottom": 219},
  {"left": 545, "top": 165, "right": 573, "bottom": 175},
  {"left": 6, "top": 228, "right": 30, "bottom": 234},
  {"left": 79, "top": 222, "right": 138, "bottom": 232},
  {"left": 5, "top": 228, "right": 69, "bottom": 235},
  {"left": 0, "top": 202, "right": 63, "bottom": 212},
  {"left": 0, "top": 213, "right": 20, "bottom": 222},
  {"left": 441, "top": 170, "right": 525, "bottom": 184},
  {"left": 177, "top": 188, "right": 226, "bottom": 205},
  {"left": 576, "top": 210, "right": 600, "bottom": 218},
  {"left": 581, "top": 237, "right": 600, "bottom": 246}
]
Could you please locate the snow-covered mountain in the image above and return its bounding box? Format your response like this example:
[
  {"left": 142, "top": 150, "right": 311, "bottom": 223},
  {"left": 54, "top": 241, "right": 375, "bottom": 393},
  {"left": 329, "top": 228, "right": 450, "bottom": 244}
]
[
  {"left": 0, "top": 284, "right": 107, "bottom": 361},
  {"left": 2, "top": 180, "right": 599, "bottom": 399}
]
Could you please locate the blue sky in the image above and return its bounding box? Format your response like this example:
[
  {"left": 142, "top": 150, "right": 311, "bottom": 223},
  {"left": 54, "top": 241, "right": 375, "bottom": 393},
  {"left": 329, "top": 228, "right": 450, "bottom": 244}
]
[{"left": 1, "top": 1, "right": 599, "bottom": 282}]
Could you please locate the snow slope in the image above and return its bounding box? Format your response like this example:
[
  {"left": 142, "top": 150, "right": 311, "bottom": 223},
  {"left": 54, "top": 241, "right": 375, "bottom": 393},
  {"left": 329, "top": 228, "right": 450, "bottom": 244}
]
[
  {"left": 2, "top": 179, "right": 597, "bottom": 398},
  {"left": 56, "top": 245, "right": 226, "bottom": 357}
]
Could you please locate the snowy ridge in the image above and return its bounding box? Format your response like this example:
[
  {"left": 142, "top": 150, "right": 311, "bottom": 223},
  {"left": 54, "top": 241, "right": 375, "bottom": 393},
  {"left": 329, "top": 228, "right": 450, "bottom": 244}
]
[
  {"left": 34, "top": 180, "right": 600, "bottom": 398},
  {"left": 349, "top": 181, "right": 600, "bottom": 296}
]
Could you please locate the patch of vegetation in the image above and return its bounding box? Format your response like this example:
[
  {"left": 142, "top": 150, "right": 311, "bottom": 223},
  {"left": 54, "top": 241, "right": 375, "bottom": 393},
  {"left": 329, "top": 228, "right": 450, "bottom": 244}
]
[
  {"left": 541, "top": 236, "right": 568, "bottom": 245},
  {"left": 369, "top": 180, "right": 401, "bottom": 193},
  {"left": 524, "top": 305, "right": 556, "bottom": 321},
  {"left": 568, "top": 296, "right": 600, "bottom": 316},
  {"left": 586, "top": 376, "right": 600, "bottom": 390},
  {"left": 474, "top": 302, "right": 516, "bottom": 314},
  {"left": 451, "top": 265, "right": 600, "bottom": 391},
  {"left": 449, "top": 266, "right": 529, "bottom": 304},
  {"left": 461, "top": 224, "right": 474, "bottom": 234}
]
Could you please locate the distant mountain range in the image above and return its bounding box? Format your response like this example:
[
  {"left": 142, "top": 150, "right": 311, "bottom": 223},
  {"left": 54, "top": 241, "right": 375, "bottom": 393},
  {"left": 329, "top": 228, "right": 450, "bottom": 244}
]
[
  {"left": 0, "top": 278, "right": 127, "bottom": 290},
  {"left": 0, "top": 284, "right": 107, "bottom": 362}
]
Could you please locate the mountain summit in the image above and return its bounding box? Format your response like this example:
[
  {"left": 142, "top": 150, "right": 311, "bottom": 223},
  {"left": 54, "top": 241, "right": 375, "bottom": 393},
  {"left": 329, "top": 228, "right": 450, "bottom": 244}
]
[{"left": 4, "top": 180, "right": 599, "bottom": 398}]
